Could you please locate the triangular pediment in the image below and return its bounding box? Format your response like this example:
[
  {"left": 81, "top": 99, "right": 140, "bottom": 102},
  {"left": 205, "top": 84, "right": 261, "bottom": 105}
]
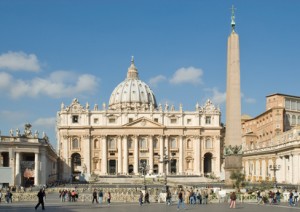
[{"left": 123, "top": 117, "right": 165, "bottom": 128}]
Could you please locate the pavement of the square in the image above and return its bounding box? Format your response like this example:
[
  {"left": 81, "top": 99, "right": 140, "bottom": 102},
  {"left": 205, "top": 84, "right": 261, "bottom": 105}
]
[{"left": 0, "top": 201, "right": 299, "bottom": 212}]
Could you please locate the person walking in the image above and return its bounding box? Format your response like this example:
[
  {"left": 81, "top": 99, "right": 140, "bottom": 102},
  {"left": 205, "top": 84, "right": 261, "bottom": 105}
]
[
  {"left": 166, "top": 190, "right": 172, "bottom": 205},
  {"left": 294, "top": 190, "right": 298, "bottom": 205},
  {"left": 139, "top": 191, "right": 143, "bottom": 206},
  {"left": 144, "top": 191, "right": 150, "bottom": 204},
  {"left": 177, "top": 189, "right": 186, "bottom": 210},
  {"left": 229, "top": 192, "right": 237, "bottom": 209},
  {"left": 35, "top": 189, "right": 45, "bottom": 210},
  {"left": 257, "top": 190, "right": 263, "bottom": 204},
  {"left": 275, "top": 190, "right": 281, "bottom": 204},
  {"left": 98, "top": 190, "right": 103, "bottom": 205},
  {"left": 107, "top": 192, "right": 111, "bottom": 206},
  {"left": 92, "top": 189, "right": 98, "bottom": 204},
  {"left": 289, "top": 191, "right": 294, "bottom": 207}
]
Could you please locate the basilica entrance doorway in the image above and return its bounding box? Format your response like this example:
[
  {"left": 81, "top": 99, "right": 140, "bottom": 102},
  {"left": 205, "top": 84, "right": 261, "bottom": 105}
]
[
  {"left": 153, "top": 164, "right": 158, "bottom": 174},
  {"left": 71, "top": 153, "right": 81, "bottom": 181},
  {"left": 204, "top": 152, "right": 212, "bottom": 174},
  {"left": 108, "top": 160, "right": 116, "bottom": 175},
  {"left": 128, "top": 164, "right": 134, "bottom": 174},
  {"left": 170, "top": 159, "right": 177, "bottom": 174}
]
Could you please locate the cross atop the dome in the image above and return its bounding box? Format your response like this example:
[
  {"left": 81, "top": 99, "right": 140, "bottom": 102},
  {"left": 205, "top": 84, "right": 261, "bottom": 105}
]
[{"left": 131, "top": 56, "right": 135, "bottom": 64}]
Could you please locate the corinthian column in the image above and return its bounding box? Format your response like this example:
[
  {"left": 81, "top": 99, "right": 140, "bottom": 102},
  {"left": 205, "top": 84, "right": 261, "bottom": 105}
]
[
  {"left": 179, "top": 136, "right": 183, "bottom": 174},
  {"left": 159, "top": 136, "right": 164, "bottom": 174},
  {"left": 123, "top": 136, "right": 128, "bottom": 174},
  {"left": 149, "top": 135, "right": 154, "bottom": 174},
  {"left": 193, "top": 136, "right": 200, "bottom": 175},
  {"left": 15, "top": 152, "right": 21, "bottom": 186},
  {"left": 117, "top": 136, "right": 122, "bottom": 174},
  {"left": 134, "top": 136, "right": 139, "bottom": 174},
  {"left": 101, "top": 136, "right": 107, "bottom": 175},
  {"left": 34, "top": 153, "right": 39, "bottom": 186}
]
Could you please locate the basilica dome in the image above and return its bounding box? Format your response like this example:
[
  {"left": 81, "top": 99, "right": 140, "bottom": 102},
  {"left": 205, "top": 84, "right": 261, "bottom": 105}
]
[{"left": 109, "top": 57, "right": 157, "bottom": 110}]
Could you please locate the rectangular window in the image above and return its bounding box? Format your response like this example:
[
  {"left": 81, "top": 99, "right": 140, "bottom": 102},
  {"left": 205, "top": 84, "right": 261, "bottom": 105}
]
[
  {"left": 129, "top": 118, "right": 133, "bottom": 123},
  {"left": 72, "top": 115, "right": 78, "bottom": 123},
  {"left": 129, "top": 153, "right": 133, "bottom": 156},
  {"left": 205, "top": 116, "right": 211, "bottom": 124},
  {"left": 170, "top": 118, "right": 177, "bottom": 124},
  {"left": 109, "top": 118, "right": 116, "bottom": 123},
  {"left": 154, "top": 118, "right": 159, "bottom": 122},
  {"left": 291, "top": 100, "right": 297, "bottom": 110},
  {"left": 285, "top": 99, "right": 291, "bottom": 110},
  {"left": 94, "top": 118, "right": 99, "bottom": 124},
  {"left": 187, "top": 119, "right": 192, "bottom": 124}
]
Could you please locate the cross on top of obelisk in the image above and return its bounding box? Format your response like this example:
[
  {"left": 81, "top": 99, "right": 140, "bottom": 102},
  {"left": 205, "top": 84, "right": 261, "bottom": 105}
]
[{"left": 231, "top": 5, "right": 236, "bottom": 32}]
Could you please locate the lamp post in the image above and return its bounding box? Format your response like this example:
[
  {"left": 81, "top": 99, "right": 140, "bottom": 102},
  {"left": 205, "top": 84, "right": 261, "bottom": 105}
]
[
  {"left": 269, "top": 164, "right": 280, "bottom": 188},
  {"left": 139, "top": 161, "right": 148, "bottom": 190},
  {"left": 159, "top": 147, "right": 170, "bottom": 193}
]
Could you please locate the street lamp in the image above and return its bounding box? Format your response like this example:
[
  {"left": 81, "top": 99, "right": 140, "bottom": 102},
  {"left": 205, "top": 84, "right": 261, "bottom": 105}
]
[
  {"left": 269, "top": 164, "right": 280, "bottom": 188},
  {"left": 159, "top": 147, "right": 171, "bottom": 193},
  {"left": 139, "top": 161, "right": 148, "bottom": 190}
]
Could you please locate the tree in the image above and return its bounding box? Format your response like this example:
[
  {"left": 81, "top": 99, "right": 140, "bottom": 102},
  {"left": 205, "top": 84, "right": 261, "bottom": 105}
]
[{"left": 230, "top": 171, "right": 245, "bottom": 189}]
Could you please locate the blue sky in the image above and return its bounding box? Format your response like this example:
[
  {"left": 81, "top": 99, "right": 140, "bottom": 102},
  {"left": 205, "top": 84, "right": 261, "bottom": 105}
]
[{"left": 0, "top": 1, "right": 300, "bottom": 149}]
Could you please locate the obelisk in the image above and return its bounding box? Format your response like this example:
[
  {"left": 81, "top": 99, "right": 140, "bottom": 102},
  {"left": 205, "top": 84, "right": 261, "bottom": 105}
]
[{"left": 224, "top": 6, "right": 243, "bottom": 184}]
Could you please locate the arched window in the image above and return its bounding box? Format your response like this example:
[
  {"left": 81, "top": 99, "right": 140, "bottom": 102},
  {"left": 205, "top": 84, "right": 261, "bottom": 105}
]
[
  {"left": 94, "top": 139, "right": 99, "bottom": 149},
  {"left": 139, "top": 137, "right": 147, "bottom": 149},
  {"left": 292, "top": 115, "right": 296, "bottom": 125},
  {"left": 298, "top": 116, "right": 300, "bottom": 125},
  {"left": 205, "top": 138, "right": 212, "bottom": 149},
  {"left": 108, "top": 138, "right": 116, "bottom": 149},
  {"left": 170, "top": 137, "right": 177, "bottom": 149},
  {"left": 72, "top": 138, "right": 79, "bottom": 149}
]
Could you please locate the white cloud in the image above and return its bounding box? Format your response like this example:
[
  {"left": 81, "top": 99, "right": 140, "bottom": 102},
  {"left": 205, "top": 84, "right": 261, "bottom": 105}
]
[
  {"left": 0, "top": 72, "right": 12, "bottom": 88},
  {"left": 0, "top": 71, "right": 99, "bottom": 99},
  {"left": 206, "top": 87, "right": 226, "bottom": 105},
  {"left": 245, "top": 97, "right": 256, "bottom": 104},
  {"left": 149, "top": 75, "right": 167, "bottom": 87},
  {"left": 170, "top": 67, "right": 203, "bottom": 85},
  {"left": 33, "top": 117, "right": 56, "bottom": 129},
  {"left": 0, "top": 110, "right": 28, "bottom": 123},
  {"left": 0, "top": 51, "right": 41, "bottom": 72},
  {"left": 241, "top": 92, "right": 256, "bottom": 104}
]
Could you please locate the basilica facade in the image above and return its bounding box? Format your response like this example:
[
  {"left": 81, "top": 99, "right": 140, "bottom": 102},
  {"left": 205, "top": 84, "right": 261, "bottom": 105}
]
[{"left": 56, "top": 58, "right": 223, "bottom": 181}]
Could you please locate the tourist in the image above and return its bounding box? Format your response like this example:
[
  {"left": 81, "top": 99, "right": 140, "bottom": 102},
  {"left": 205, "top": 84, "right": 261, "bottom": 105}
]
[
  {"left": 139, "top": 191, "right": 143, "bottom": 206},
  {"left": 71, "top": 190, "right": 76, "bottom": 202},
  {"left": 275, "top": 190, "right": 281, "bottom": 204},
  {"left": 289, "top": 191, "right": 294, "bottom": 206},
  {"left": 189, "top": 190, "right": 195, "bottom": 204},
  {"left": 92, "top": 189, "right": 98, "bottom": 203},
  {"left": 107, "top": 192, "right": 111, "bottom": 206},
  {"left": 293, "top": 190, "right": 298, "bottom": 205},
  {"left": 5, "top": 190, "right": 12, "bottom": 203},
  {"left": 257, "top": 190, "right": 263, "bottom": 204},
  {"left": 229, "top": 192, "right": 236, "bottom": 209},
  {"left": 35, "top": 189, "right": 45, "bottom": 210},
  {"left": 98, "top": 190, "right": 103, "bottom": 205},
  {"left": 202, "top": 191, "right": 208, "bottom": 204},
  {"left": 177, "top": 189, "right": 186, "bottom": 210},
  {"left": 196, "top": 190, "right": 202, "bottom": 204},
  {"left": 144, "top": 191, "right": 150, "bottom": 204},
  {"left": 166, "top": 190, "right": 172, "bottom": 205}
]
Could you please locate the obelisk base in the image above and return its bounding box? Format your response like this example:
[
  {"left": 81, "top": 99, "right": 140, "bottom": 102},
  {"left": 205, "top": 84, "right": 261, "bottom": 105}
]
[{"left": 224, "top": 155, "right": 243, "bottom": 186}]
